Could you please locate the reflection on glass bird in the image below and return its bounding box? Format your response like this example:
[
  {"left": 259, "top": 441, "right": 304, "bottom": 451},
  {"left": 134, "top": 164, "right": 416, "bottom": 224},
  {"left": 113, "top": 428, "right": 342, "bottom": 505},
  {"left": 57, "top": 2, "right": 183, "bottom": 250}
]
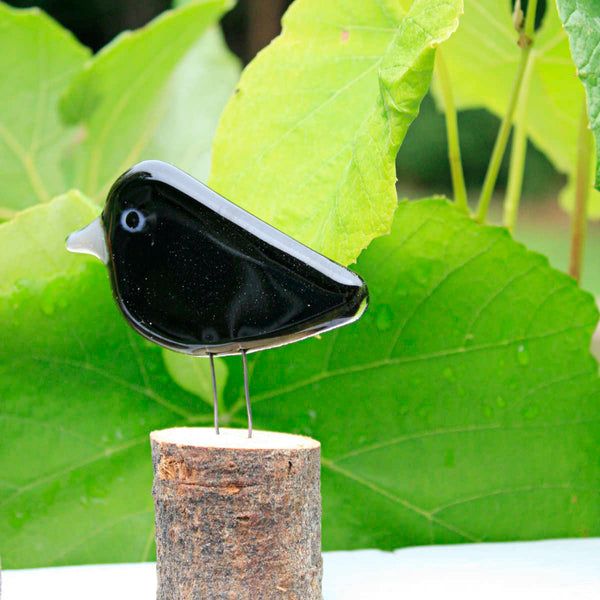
[{"left": 66, "top": 160, "right": 369, "bottom": 437}]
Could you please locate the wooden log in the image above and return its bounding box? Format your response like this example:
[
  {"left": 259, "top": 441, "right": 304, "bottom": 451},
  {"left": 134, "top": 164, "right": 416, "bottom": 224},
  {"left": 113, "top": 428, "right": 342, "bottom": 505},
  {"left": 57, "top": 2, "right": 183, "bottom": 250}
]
[{"left": 150, "top": 427, "right": 322, "bottom": 600}]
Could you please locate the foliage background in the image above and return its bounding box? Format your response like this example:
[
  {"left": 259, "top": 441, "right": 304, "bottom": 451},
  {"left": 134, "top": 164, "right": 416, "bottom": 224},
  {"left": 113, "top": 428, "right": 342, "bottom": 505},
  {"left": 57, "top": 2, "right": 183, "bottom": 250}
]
[
  {"left": 6, "top": 0, "right": 600, "bottom": 286},
  {"left": 1, "top": 0, "right": 599, "bottom": 570}
]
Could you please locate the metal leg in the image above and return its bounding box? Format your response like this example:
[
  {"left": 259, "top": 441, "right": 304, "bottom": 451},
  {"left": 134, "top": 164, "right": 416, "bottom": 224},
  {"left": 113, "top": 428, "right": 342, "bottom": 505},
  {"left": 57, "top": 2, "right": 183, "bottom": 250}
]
[
  {"left": 241, "top": 349, "right": 253, "bottom": 438},
  {"left": 209, "top": 353, "right": 219, "bottom": 435}
]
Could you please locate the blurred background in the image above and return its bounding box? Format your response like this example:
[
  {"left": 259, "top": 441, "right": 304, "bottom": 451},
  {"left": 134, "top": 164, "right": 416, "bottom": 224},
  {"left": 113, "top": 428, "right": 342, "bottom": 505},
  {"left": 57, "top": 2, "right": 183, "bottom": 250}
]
[{"left": 6, "top": 0, "right": 600, "bottom": 294}]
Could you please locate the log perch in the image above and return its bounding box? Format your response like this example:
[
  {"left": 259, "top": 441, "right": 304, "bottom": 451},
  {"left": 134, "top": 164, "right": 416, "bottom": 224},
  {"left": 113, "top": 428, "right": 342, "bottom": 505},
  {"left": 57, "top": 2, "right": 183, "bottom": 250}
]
[{"left": 150, "top": 427, "right": 322, "bottom": 600}]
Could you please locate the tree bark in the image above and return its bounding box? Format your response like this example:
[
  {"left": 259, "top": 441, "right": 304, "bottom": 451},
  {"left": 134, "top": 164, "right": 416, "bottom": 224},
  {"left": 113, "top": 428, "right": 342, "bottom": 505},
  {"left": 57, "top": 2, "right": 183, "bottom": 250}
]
[{"left": 151, "top": 427, "right": 322, "bottom": 600}]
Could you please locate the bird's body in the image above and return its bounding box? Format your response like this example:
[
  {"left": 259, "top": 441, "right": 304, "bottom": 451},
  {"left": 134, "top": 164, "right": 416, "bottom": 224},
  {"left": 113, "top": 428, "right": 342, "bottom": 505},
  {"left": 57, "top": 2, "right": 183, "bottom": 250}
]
[
  {"left": 67, "top": 160, "right": 369, "bottom": 435},
  {"left": 69, "top": 160, "right": 368, "bottom": 357}
]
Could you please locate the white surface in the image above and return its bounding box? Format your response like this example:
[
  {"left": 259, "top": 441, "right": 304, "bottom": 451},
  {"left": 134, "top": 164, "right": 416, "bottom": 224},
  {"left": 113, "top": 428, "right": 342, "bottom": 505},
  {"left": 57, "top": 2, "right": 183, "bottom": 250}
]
[{"left": 3, "top": 539, "right": 599, "bottom": 599}]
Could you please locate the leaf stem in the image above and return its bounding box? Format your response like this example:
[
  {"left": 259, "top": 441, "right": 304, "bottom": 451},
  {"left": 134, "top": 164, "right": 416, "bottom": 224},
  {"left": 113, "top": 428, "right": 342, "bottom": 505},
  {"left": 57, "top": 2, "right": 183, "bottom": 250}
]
[
  {"left": 523, "top": 0, "right": 538, "bottom": 40},
  {"left": 436, "top": 51, "right": 468, "bottom": 214},
  {"left": 568, "top": 101, "right": 593, "bottom": 283},
  {"left": 503, "top": 52, "right": 534, "bottom": 233},
  {"left": 476, "top": 0, "right": 537, "bottom": 224},
  {"left": 476, "top": 49, "right": 532, "bottom": 223}
]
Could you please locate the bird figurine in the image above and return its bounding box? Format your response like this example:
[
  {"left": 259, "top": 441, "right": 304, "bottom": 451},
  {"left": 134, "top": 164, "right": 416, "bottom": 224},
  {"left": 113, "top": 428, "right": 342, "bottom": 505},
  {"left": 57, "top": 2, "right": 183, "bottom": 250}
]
[{"left": 67, "top": 160, "right": 369, "bottom": 437}]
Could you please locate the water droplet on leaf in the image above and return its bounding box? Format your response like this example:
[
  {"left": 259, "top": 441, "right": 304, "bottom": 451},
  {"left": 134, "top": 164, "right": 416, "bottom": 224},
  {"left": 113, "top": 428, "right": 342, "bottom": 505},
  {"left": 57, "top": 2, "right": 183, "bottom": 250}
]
[
  {"left": 517, "top": 344, "right": 530, "bottom": 366},
  {"left": 9, "top": 510, "right": 26, "bottom": 530},
  {"left": 443, "top": 367, "right": 455, "bottom": 381},
  {"left": 375, "top": 305, "right": 393, "bottom": 331},
  {"left": 40, "top": 296, "right": 55, "bottom": 315},
  {"left": 522, "top": 405, "right": 539, "bottom": 420}
]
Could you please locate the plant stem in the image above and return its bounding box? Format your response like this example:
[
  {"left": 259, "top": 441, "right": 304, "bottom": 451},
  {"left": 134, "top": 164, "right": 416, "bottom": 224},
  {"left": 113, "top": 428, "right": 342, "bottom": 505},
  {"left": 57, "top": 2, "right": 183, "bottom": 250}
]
[
  {"left": 523, "top": 0, "right": 538, "bottom": 40},
  {"left": 568, "top": 101, "right": 593, "bottom": 283},
  {"left": 503, "top": 53, "right": 534, "bottom": 233},
  {"left": 476, "top": 49, "right": 532, "bottom": 223},
  {"left": 436, "top": 51, "right": 468, "bottom": 214},
  {"left": 475, "top": 0, "right": 537, "bottom": 224}
]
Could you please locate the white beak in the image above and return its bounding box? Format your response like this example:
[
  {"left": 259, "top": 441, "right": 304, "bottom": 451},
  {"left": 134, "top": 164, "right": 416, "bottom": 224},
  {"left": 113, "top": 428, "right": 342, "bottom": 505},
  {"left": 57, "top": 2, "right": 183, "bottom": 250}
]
[{"left": 66, "top": 217, "right": 109, "bottom": 264}]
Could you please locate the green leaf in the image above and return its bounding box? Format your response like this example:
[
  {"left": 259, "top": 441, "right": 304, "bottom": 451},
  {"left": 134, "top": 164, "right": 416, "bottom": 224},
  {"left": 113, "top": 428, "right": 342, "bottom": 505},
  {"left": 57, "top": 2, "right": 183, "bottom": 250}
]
[
  {"left": 432, "top": 1, "right": 589, "bottom": 211},
  {"left": 0, "top": 2, "right": 90, "bottom": 210},
  {"left": 0, "top": 263, "right": 239, "bottom": 568},
  {"left": 0, "top": 190, "right": 98, "bottom": 297},
  {"left": 60, "top": 0, "right": 238, "bottom": 203},
  {"left": 209, "top": 0, "right": 462, "bottom": 265},
  {"left": 556, "top": 0, "right": 600, "bottom": 189},
  {"left": 4, "top": 198, "right": 599, "bottom": 566},
  {"left": 134, "top": 26, "right": 240, "bottom": 183},
  {"left": 163, "top": 349, "right": 228, "bottom": 406},
  {"left": 242, "top": 199, "right": 600, "bottom": 548},
  {"left": 0, "top": 266, "right": 198, "bottom": 568}
]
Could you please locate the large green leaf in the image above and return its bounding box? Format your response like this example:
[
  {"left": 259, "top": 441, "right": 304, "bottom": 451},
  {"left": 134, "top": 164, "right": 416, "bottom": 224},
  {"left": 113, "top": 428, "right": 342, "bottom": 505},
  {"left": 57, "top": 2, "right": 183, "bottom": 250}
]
[
  {"left": 60, "top": 0, "right": 237, "bottom": 203},
  {"left": 556, "top": 0, "right": 600, "bottom": 189},
  {"left": 243, "top": 199, "right": 600, "bottom": 548},
  {"left": 0, "top": 2, "right": 89, "bottom": 211},
  {"left": 433, "top": 0, "right": 600, "bottom": 217},
  {"left": 0, "top": 265, "right": 207, "bottom": 568},
  {"left": 210, "top": 0, "right": 462, "bottom": 265},
  {"left": 2, "top": 198, "right": 599, "bottom": 566}
]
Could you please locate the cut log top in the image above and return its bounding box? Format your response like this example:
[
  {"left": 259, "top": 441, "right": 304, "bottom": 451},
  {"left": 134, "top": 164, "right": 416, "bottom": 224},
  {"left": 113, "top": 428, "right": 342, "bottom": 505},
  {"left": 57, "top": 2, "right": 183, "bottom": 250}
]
[
  {"left": 150, "top": 427, "right": 321, "bottom": 451},
  {"left": 151, "top": 427, "right": 321, "bottom": 490}
]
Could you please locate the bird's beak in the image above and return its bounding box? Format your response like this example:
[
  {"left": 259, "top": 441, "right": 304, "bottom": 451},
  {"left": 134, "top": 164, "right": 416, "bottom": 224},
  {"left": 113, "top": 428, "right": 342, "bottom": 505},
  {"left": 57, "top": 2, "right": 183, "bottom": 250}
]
[{"left": 66, "top": 217, "right": 109, "bottom": 264}]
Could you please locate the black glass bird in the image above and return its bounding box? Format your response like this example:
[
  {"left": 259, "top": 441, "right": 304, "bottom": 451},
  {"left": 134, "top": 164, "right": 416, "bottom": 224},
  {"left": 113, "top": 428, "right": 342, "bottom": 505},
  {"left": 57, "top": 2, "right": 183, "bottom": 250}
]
[{"left": 67, "top": 160, "right": 368, "bottom": 437}]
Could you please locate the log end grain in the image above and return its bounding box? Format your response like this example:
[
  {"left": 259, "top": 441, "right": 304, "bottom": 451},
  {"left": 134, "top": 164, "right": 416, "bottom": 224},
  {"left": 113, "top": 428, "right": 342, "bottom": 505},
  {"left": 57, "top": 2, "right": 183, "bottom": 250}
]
[{"left": 151, "top": 427, "right": 321, "bottom": 450}]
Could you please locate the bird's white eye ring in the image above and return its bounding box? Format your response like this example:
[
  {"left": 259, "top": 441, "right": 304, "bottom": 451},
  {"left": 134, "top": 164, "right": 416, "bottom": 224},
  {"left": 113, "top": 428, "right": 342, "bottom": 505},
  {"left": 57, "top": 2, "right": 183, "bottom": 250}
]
[{"left": 121, "top": 208, "right": 146, "bottom": 233}]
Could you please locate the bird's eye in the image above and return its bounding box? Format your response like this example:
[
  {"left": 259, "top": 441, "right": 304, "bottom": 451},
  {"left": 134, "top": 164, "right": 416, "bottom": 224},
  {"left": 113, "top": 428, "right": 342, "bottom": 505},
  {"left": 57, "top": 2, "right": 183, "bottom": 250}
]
[{"left": 121, "top": 208, "right": 146, "bottom": 232}]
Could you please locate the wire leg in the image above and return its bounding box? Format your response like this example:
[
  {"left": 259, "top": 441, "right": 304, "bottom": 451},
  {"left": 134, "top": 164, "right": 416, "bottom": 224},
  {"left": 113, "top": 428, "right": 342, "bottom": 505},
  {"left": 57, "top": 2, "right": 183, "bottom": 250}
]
[
  {"left": 242, "top": 349, "right": 253, "bottom": 438},
  {"left": 209, "top": 353, "right": 219, "bottom": 435}
]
